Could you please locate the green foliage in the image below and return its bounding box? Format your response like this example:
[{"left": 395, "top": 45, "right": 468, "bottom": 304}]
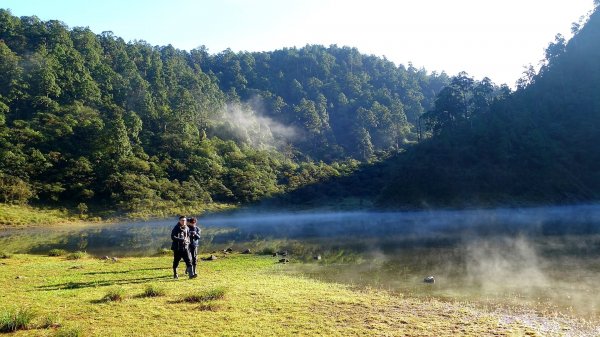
[
  {"left": 0, "top": 9, "right": 449, "bottom": 213},
  {"left": 0, "top": 251, "right": 11, "bottom": 259},
  {"left": 0, "top": 307, "right": 35, "bottom": 332},
  {"left": 48, "top": 248, "right": 67, "bottom": 256},
  {"left": 66, "top": 251, "right": 87, "bottom": 260},
  {"left": 156, "top": 247, "right": 171, "bottom": 256},
  {"left": 142, "top": 284, "right": 165, "bottom": 297},
  {"left": 102, "top": 287, "right": 126, "bottom": 302},
  {"left": 183, "top": 287, "right": 226, "bottom": 303},
  {"left": 0, "top": 203, "right": 74, "bottom": 228}
]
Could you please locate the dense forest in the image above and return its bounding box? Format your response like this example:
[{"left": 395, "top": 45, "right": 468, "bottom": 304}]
[
  {"left": 0, "top": 9, "right": 457, "bottom": 214},
  {"left": 2, "top": 5, "right": 598, "bottom": 214}
]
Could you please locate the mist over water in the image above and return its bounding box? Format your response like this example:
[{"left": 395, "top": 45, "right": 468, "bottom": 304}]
[{"left": 2, "top": 203, "right": 600, "bottom": 318}]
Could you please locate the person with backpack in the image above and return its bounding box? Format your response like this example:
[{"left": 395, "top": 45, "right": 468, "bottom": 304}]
[
  {"left": 187, "top": 217, "right": 201, "bottom": 278},
  {"left": 171, "top": 216, "right": 195, "bottom": 279}
]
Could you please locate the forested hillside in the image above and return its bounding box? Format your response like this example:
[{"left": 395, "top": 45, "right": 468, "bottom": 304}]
[
  {"left": 0, "top": 9, "right": 449, "bottom": 213},
  {"left": 375, "top": 7, "right": 600, "bottom": 207},
  {"left": 196, "top": 45, "right": 449, "bottom": 159}
]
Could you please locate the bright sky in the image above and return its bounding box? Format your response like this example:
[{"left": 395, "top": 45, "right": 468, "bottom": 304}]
[{"left": 2, "top": 0, "right": 596, "bottom": 87}]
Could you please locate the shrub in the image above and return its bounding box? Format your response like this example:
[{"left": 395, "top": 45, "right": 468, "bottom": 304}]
[
  {"left": 183, "top": 287, "right": 226, "bottom": 303},
  {"left": 66, "top": 251, "right": 87, "bottom": 260},
  {"left": 0, "top": 251, "right": 12, "bottom": 259},
  {"left": 0, "top": 307, "right": 35, "bottom": 332},
  {"left": 55, "top": 325, "right": 83, "bottom": 337},
  {"left": 142, "top": 284, "right": 165, "bottom": 297},
  {"left": 102, "top": 288, "right": 125, "bottom": 302},
  {"left": 156, "top": 247, "right": 171, "bottom": 256},
  {"left": 48, "top": 249, "right": 67, "bottom": 257}
]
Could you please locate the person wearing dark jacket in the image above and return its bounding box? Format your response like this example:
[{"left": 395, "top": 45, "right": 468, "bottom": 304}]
[
  {"left": 171, "top": 216, "right": 195, "bottom": 279},
  {"left": 187, "top": 217, "right": 201, "bottom": 277}
]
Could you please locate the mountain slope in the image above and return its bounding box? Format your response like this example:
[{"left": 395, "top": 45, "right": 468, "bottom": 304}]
[{"left": 377, "top": 7, "right": 600, "bottom": 207}]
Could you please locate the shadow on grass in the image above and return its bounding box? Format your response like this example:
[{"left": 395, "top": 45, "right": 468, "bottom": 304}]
[
  {"left": 82, "top": 267, "right": 169, "bottom": 275},
  {"left": 36, "top": 275, "right": 172, "bottom": 291}
]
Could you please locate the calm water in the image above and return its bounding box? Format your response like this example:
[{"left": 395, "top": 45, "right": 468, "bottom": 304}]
[{"left": 2, "top": 204, "right": 600, "bottom": 317}]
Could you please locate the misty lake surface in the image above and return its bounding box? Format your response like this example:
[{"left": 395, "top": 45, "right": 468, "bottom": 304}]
[{"left": 2, "top": 203, "right": 600, "bottom": 318}]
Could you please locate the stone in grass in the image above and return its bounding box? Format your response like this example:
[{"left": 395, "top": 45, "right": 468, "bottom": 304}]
[
  {"left": 241, "top": 249, "right": 251, "bottom": 254},
  {"left": 313, "top": 255, "right": 322, "bottom": 260},
  {"left": 111, "top": 257, "right": 119, "bottom": 262},
  {"left": 202, "top": 254, "right": 218, "bottom": 261},
  {"left": 278, "top": 258, "right": 289, "bottom": 264},
  {"left": 423, "top": 276, "right": 435, "bottom": 284},
  {"left": 101, "top": 256, "right": 110, "bottom": 260}
]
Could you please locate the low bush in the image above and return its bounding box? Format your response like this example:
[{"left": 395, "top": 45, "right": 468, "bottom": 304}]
[
  {"left": 102, "top": 288, "right": 125, "bottom": 302},
  {"left": 66, "top": 251, "right": 87, "bottom": 260},
  {"left": 48, "top": 249, "right": 67, "bottom": 256},
  {"left": 156, "top": 247, "right": 171, "bottom": 256},
  {"left": 142, "top": 284, "right": 165, "bottom": 297},
  {"left": 0, "top": 307, "right": 35, "bottom": 332},
  {"left": 0, "top": 251, "right": 12, "bottom": 259},
  {"left": 183, "top": 287, "right": 226, "bottom": 303}
]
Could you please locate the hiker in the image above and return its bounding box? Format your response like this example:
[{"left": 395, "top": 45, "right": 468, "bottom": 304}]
[
  {"left": 171, "top": 216, "right": 195, "bottom": 279},
  {"left": 187, "top": 217, "right": 201, "bottom": 277}
]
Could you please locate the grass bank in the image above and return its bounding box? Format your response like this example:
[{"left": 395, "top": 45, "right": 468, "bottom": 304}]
[
  {"left": 0, "top": 252, "right": 589, "bottom": 336},
  {"left": 0, "top": 203, "right": 235, "bottom": 229}
]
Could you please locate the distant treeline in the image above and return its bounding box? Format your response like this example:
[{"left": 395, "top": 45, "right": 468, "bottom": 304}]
[{"left": 0, "top": 9, "right": 458, "bottom": 213}]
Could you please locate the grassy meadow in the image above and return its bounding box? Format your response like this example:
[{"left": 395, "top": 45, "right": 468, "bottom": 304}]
[{"left": 0, "top": 251, "right": 588, "bottom": 337}]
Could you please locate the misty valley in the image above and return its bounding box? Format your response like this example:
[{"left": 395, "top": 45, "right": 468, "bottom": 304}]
[{"left": 2, "top": 204, "right": 599, "bottom": 319}]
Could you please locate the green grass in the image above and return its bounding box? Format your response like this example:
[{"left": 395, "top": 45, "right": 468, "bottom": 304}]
[
  {"left": 183, "top": 287, "right": 226, "bottom": 303},
  {"left": 0, "top": 202, "right": 236, "bottom": 229},
  {"left": 54, "top": 325, "right": 83, "bottom": 337},
  {"left": 38, "top": 313, "right": 61, "bottom": 329},
  {"left": 0, "top": 204, "right": 76, "bottom": 228},
  {"left": 102, "top": 287, "right": 126, "bottom": 302},
  {"left": 0, "top": 307, "right": 36, "bottom": 332},
  {"left": 142, "top": 284, "right": 165, "bottom": 297},
  {"left": 0, "top": 253, "right": 569, "bottom": 336}
]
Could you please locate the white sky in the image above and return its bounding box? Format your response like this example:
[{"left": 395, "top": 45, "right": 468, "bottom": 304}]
[{"left": 2, "top": 0, "right": 596, "bottom": 87}]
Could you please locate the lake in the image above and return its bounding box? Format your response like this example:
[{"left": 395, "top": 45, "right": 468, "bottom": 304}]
[{"left": 2, "top": 203, "right": 599, "bottom": 318}]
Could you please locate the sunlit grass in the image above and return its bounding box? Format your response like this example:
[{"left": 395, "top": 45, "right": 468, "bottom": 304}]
[
  {"left": 0, "top": 204, "right": 71, "bottom": 228},
  {"left": 142, "top": 284, "right": 165, "bottom": 297},
  {"left": 55, "top": 325, "right": 83, "bottom": 337},
  {"left": 0, "top": 253, "right": 571, "bottom": 336},
  {"left": 102, "top": 287, "right": 126, "bottom": 302},
  {"left": 66, "top": 251, "right": 88, "bottom": 260},
  {"left": 0, "top": 307, "right": 36, "bottom": 332},
  {"left": 183, "top": 287, "right": 226, "bottom": 303}
]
